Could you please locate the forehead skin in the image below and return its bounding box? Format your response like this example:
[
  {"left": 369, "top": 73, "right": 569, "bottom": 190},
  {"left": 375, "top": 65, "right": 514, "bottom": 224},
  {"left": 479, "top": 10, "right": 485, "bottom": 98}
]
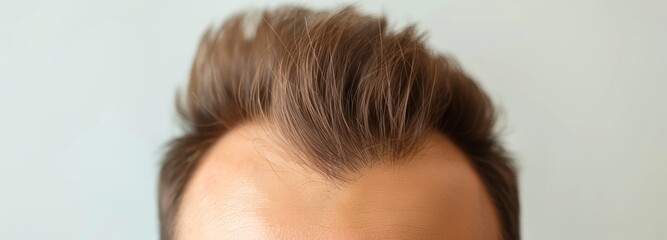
[{"left": 177, "top": 124, "right": 500, "bottom": 239}]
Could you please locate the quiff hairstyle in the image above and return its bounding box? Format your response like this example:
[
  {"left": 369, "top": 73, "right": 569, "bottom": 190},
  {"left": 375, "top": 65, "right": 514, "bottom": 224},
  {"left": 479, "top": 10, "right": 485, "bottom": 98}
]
[{"left": 159, "top": 5, "right": 519, "bottom": 240}]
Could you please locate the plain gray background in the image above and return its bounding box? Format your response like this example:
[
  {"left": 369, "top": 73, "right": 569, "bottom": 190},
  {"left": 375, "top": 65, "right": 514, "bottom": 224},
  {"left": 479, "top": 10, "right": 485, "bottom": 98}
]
[{"left": 1, "top": 0, "right": 666, "bottom": 239}]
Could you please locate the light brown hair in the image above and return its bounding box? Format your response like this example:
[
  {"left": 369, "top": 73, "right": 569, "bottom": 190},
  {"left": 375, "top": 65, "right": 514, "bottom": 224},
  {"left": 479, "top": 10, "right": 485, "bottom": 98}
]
[{"left": 159, "top": 5, "right": 519, "bottom": 240}]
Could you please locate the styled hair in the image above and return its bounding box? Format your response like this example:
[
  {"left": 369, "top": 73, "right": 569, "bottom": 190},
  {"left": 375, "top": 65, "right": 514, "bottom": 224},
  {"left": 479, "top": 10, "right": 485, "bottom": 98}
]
[{"left": 159, "top": 5, "right": 519, "bottom": 240}]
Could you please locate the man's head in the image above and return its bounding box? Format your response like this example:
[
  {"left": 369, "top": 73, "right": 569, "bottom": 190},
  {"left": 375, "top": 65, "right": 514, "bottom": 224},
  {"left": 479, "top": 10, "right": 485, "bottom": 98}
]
[{"left": 160, "top": 5, "right": 519, "bottom": 240}]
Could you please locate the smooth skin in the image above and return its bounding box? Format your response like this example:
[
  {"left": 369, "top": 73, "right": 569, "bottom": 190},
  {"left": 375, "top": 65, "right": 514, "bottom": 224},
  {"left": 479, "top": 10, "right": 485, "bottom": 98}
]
[{"left": 177, "top": 124, "right": 500, "bottom": 239}]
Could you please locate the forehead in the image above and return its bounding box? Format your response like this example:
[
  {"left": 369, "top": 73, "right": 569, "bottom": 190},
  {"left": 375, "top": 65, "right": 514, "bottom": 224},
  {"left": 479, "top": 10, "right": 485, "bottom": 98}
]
[{"left": 176, "top": 125, "right": 499, "bottom": 239}]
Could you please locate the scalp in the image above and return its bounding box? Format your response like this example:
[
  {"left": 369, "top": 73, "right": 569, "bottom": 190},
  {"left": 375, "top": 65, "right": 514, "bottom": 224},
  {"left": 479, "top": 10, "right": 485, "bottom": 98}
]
[{"left": 160, "top": 5, "right": 519, "bottom": 239}]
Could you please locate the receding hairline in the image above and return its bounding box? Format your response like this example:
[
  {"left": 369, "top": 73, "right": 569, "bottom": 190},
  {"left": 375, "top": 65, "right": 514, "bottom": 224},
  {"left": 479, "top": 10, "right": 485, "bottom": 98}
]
[
  {"left": 159, "top": 4, "right": 519, "bottom": 240},
  {"left": 176, "top": 123, "right": 500, "bottom": 239}
]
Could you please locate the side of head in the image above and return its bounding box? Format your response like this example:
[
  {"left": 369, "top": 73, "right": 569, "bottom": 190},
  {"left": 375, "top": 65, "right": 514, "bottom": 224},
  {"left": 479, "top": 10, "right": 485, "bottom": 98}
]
[{"left": 159, "top": 5, "right": 519, "bottom": 240}]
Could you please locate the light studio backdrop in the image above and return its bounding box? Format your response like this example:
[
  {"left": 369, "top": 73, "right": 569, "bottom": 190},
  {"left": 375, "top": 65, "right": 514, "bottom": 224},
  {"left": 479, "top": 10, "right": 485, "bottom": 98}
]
[{"left": 1, "top": 0, "right": 665, "bottom": 239}]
